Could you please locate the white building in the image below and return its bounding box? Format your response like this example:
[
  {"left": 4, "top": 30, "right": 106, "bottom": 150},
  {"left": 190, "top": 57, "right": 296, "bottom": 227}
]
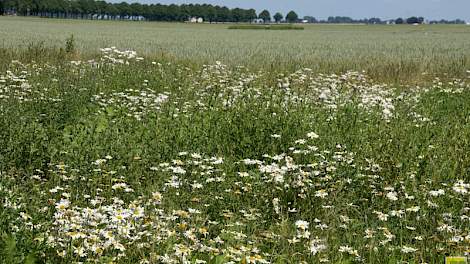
[{"left": 189, "top": 17, "right": 204, "bottom": 23}]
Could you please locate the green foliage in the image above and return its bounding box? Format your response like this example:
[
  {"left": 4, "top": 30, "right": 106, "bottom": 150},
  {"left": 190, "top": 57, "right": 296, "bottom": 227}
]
[
  {"left": 1, "top": 233, "right": 17, "bottom": 264},
  {"left": 228, "top": 24, "right": 304, "bottom": 30},
  {"left": 65, "top": 34, "right": 76, "bottom": 54},
  {"left": 0, "top": 23, "right": 470, "bottom": 263},
  {"left": 258, "top": 9, "right": 271, "bottom": 23},
  {"left": 1, "top": 0, "right": 265, "bottom": 23},
  {"left": 273, "top": 12, "right": 283, "bottom": 22},
  {"left": 286, "top": 11, "right": 299, "bottom": 23},
  {"left": 0, "top": 234, "right": 36, "bottom": 264}
]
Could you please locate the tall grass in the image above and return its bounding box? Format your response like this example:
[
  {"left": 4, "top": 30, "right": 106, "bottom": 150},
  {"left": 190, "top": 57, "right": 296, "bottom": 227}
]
[{"left": 0, "top": 22, "right": 469, "bottom": 263}]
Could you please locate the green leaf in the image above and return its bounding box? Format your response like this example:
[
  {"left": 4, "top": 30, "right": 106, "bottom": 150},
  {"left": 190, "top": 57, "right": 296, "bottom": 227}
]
[
  {"left": 24, "top": 253, "right": 36, "bottom": 264},
  {"left": 96, "top": 115, "right": 109, "bottom": 133}
]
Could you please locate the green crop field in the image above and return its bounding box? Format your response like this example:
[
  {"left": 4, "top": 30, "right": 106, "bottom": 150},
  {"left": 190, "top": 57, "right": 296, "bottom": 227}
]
[
  {"left": 1, "top": 16, "right": 470, "bottom": 82},
  {"left": 0, "top": 16, "right": 470, "bottom": 264}
]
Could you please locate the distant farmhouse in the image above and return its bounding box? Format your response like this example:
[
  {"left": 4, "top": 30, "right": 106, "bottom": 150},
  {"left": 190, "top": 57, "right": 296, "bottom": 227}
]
[
  {"left": 252, "top": 18, "right": 264, "bottom": 24},
  {"left": 189, "top": 17, "right": 204, "bottom": 23}
]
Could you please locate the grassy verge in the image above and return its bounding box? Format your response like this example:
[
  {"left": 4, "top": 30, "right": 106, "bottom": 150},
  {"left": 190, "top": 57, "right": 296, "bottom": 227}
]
[{"left": 0, "top": 47, "right": 469, "bottom": 263}]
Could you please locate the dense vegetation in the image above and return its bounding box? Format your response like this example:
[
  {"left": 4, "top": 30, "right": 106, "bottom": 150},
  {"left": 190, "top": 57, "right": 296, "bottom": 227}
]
[
  {"left": 1, "top": 0, "right": 259, "bottom": 22},
  {"left": 0, "top": 17, "right": 469, "bottom": 263}
]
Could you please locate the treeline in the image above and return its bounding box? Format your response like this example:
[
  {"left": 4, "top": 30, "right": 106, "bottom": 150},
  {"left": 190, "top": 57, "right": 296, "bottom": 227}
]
[
  {"left": 0, "top": 0, "right": 258, "bottom": 22},
  {"left": 306, "top": 16, "right": 466, "bottom": 25},
  {"left": 428, "top": 19, "right": 467, "bottom": 24},
  {"left": 315, "top": 16, "right": 385, "bottom": 24}
]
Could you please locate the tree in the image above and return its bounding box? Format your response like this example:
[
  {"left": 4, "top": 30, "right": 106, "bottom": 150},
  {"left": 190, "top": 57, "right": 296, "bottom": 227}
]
[
  {"left": 395, "top": 18, "right": 404, "bottom": 24},
  {"left": 303, "top": 16, "right": 317, "bottom": 23},
  {"left": 218, "top": 6, "right": 230, "bottom": 22},
  {"left": 258, "top": 9, "right": 270, "bottom": 23},
  {"left": 327, "top": 16, "right": 354, "bottom": 23},
  {"left": 368, "top": 17, "right": 382, "bottom": 24},
  {"left": 273, "top": 12, "right": 283, "bottom": 23},
  {"left": 406, "top": 16, "right": 420, "bottom": 24},
  {"left": 286, "top": 11, "right": 298, "bottom": 23},
  {"left": 231, "top": 8, "right": 244, "bottom": 22},
  {"left": 205, "top": 5, "right": 217, "bottom": 23},
  {"left": 246, "top": 8, "right": 257, "bottom": 22},
  {"left": 106, "top": 4, "right": 119, "bottom": 18},
  {"left": 166, "top": 4, "right": 180, "bottom": 21}
]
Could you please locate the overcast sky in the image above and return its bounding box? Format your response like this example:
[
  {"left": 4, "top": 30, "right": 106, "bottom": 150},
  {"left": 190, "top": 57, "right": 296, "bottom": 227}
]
[{"left": 110, "top": 0, "right": 470, "bottom": 21}]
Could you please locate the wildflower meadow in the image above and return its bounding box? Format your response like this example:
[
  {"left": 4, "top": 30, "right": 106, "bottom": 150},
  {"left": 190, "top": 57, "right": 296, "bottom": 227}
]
[{"left": 0, "top": 18, "right": 469, "bottom": 264}]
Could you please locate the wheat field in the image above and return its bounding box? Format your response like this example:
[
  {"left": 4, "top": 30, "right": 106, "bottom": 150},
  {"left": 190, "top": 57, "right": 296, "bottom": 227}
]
[{"left": 1, "top": 16, "right": 470, "bottom": 81}]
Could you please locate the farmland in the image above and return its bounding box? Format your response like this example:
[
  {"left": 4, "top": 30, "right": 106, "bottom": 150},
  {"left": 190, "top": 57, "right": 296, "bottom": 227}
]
[
  {"left": 1, "top": 16, "right": 470, "bottom": 82},
  {"left": 0, "top": 16, "right": 470, "bottom": 264}
]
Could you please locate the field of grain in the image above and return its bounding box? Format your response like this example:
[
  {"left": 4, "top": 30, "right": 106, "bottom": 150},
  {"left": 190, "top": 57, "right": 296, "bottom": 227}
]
[
  {"left": 1, "top": 17, "right": 470, "bottom": 264},
  {"left": 1, "top": 16, "right": 470, "bottom": 82}
]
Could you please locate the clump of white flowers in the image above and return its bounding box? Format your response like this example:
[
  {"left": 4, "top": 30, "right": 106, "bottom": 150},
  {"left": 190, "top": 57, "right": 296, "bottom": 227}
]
[{"left": 100, "top": 47, "right": 143, "bottom": 64}]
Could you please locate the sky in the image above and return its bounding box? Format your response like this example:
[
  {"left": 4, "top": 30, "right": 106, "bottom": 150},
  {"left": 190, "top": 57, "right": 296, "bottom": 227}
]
[{"left": 110, "top": 0, "right": 470, "bottom": 21}]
